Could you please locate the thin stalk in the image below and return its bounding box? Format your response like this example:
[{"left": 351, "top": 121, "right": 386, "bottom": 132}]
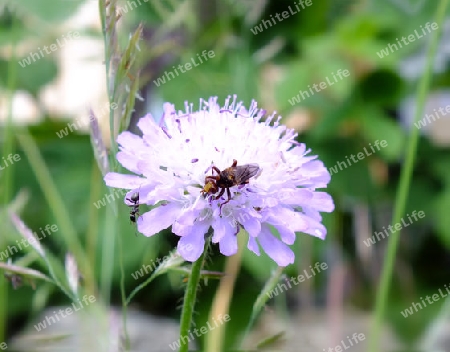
[
  {"left": 98, "top": 0, "right": 126, "bottom": 344},
  {"left": 118, "top": 221, "right": 130, "bottom": 350},
  {"left": 179, "top": 240, "right": 208, "bottom": 352},
  {"left": 367, "top": 1, "right": 448, "bottom": 350},
  {"left": 86, "top": 163, "right": 101, "bottom": 294},
  {"left": 100, "top": 207, "right": 115, "bottom": 303},
  {"left": 204, "top": 228, "right": 246, "bottom": 352}
]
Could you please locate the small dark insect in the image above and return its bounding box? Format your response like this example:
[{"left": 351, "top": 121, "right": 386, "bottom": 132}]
[
  {"left": 4, "top": 272, "right": 23, "bottom": 290},
  {"left": 201, "top": 159, "right": 260, "bottom": 207},
  {"left": 126, "top": 192, "right": 140, "bottom": 223}
]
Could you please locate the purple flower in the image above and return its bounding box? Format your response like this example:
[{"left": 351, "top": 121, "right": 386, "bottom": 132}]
[{"left": 104, "top": 96, "right": 334, "bottom": 266}]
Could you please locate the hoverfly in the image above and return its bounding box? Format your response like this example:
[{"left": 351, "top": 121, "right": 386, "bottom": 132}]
[
  {"left": 126, "top": 192, "right": 140, "bottom": 224},
  {"left": 201, "top": 159, "right": 260, "bottom": 207}
]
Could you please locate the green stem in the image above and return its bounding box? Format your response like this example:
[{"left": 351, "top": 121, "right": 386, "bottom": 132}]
[
  {"left": 97, "top": 0, "right": 118, "bottom": 170},
  {"left": 100, "top": 206, "right": 116, "bottom": 305},
  {"left": 86, "top": 164, "right": 100, "bottom": 294},
  {"left": 179, "top": 240, "right": 208, "bottom": 352},
  {"left": 368, "top": 1, "right": 448, "bottom": 351}
]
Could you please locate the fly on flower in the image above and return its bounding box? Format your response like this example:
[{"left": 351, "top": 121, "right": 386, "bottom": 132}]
[
  {"left": 201, "top": 159, "right": 260, "bottom": 208},
  {"left": 104, "top": 96, "right": 334, "bottom": 266}
]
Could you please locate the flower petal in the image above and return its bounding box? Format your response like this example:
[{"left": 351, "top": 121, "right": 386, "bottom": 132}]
[
  {"left": 117, "top": 151, "right": 144, "bottom": 175},
  {"left": 298, "top": 213, "right": 328, "bottom": 239},
  {"left": 218, "top": 232, "right": 238, "bottom": 256},
  {"left": 281, "top": 188, "right": 313, "bottom": 205},
  {"left": 212, "top": 217, "right": 237, "bottom": 243},
  {"left": 308, "top": 192, "right": 335, "bottom": 212},
  {"left": 117, "top": 131, "right": 145, "bottom": 150},
  {"left": 269, "top": 207, "right": 308, "bottom": 232},
  {"left": 137, "top": 113, "right": 158, "bottom": 134},
  {"left": 257, "top": 226, "right": 295, "bottom": 267},
  {"left": 247, "top": 236, "right": 260, "bottom": 256},
  {"left": 137, "top": 203, "right": 181, "bottom": 237},
  {"left": 104, "top": 173, "right": 145, "bottom": 189},
  {"left": 177, "top": 222, "right": 210, "bottom": 262},
  {"left": 270, "top": 222, "right": 296, "bottom": 245},
  {"left": 239, "top": 210, "right": 261, "bottom": 237}
]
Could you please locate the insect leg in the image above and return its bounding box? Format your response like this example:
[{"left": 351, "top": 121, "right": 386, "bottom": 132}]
[{"left": 214, "top": 187, "right": 226, "bottom": 200}]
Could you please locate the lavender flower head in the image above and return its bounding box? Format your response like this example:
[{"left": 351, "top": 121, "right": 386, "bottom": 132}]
[{"left": 104, "top": 96, "right": 334, "bottom": 266}]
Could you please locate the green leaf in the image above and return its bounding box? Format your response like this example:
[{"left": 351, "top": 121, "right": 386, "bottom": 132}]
[
  {"left": 0, "top": 262, "right": 52, "bottom": 283},
  {"left": 125, "top": 248, "right": 186, "bottom": 305},
  {"left": 256, "top": 331, "right": 286, "bottom": 350}
]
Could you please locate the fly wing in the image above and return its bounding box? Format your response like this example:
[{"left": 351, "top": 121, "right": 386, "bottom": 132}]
[{"left": 234, "top": 164, "right": 260, "bottom": 184}]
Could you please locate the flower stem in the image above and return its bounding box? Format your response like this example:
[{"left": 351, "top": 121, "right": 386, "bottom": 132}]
[
  {"left": 179, "top": 240, "right": 208, "bottom": 352},
  {"left": 367, "top": 1, "right": 448, "bottom": 351}
]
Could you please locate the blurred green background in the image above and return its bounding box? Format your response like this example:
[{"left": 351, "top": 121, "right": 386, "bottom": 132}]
[{"left": 1, "top": 0, "right": 450, "bottom": 351}]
